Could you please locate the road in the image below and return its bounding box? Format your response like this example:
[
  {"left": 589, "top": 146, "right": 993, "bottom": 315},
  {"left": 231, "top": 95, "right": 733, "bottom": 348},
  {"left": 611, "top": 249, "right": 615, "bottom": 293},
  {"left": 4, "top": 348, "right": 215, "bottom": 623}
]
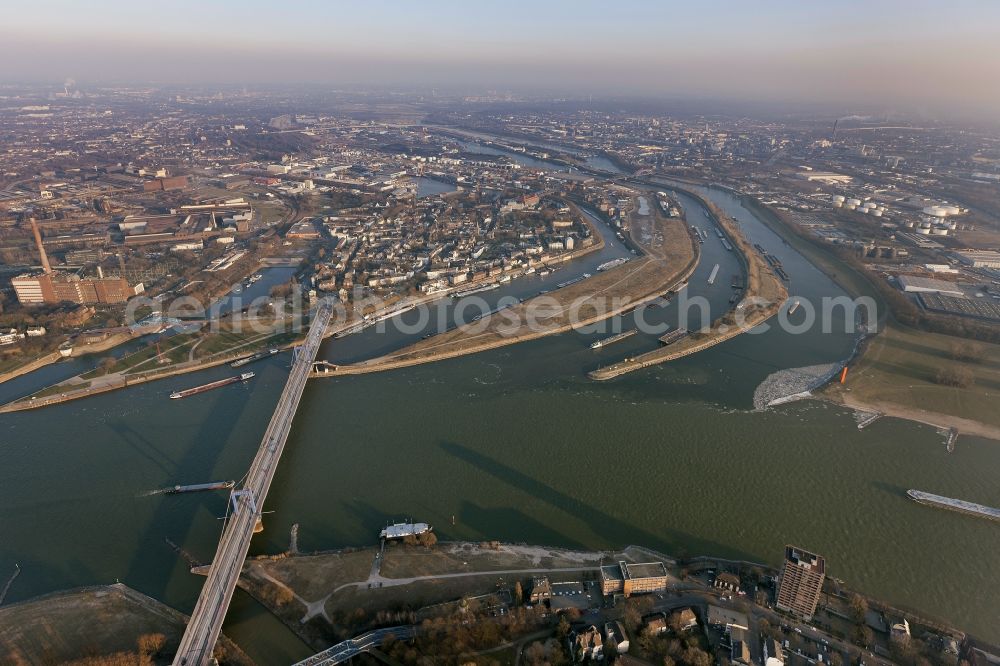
[
  {"left": 293, "top": 626, "right": 418, "bottom": 666},
  {"left": 662, "top": 585, "right": 895, "bottom": 666},
  {"left": 173, "top": 300, "right": 334, "bottom": 666}
]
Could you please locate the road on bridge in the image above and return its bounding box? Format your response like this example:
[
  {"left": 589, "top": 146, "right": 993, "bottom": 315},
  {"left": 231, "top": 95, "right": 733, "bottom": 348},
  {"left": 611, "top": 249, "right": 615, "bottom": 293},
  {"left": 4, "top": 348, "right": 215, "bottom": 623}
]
[{"left": 174, "top": 300, "right": 334, "bottom": 665}]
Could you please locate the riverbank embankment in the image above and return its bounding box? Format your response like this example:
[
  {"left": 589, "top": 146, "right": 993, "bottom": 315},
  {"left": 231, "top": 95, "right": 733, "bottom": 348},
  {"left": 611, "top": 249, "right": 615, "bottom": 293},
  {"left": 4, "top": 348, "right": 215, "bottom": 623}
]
[{"left": 589, "top": 186, "right": 786, "bottom": 380}]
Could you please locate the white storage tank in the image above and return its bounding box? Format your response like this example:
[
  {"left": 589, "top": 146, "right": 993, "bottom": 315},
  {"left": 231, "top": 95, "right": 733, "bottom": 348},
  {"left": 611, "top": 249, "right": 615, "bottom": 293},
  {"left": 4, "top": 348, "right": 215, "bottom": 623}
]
[
  {"left": 917, "top": 227, "right": 932, "bottom": 235},
  {"left": 832, "top": 195, "right": 846, "bottom": 203},
  {"left": 943, "top": 205, "right": 962, "bottom": 216},
  {"left": 931, "top": 227, "right": 949, "bottom": 236},
  {"left": 847, "top": 198, "right": 862, "bottom": 206},
  {"left": 872, "top": 209, "right": 884, "bottom": 217},
  {"left": 923, "top": 205, "right": 949, "bottom": 217}
]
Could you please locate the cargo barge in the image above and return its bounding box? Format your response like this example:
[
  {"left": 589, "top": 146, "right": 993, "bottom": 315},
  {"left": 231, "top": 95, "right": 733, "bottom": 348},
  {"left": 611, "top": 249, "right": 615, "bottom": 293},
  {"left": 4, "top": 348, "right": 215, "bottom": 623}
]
[
  {"left": 907, "top": 489, "right": 1000, "bottom": 522},
  {"left": 558, "top": 273, "right": 591, "bottom": 289},
  {"left": 591, "top": 329, "right": 638, "bottom": 349},
  {"left": 658, "top": 328, "right": 689, "bottom": 345},
  {"left": 231, "top": 348, "right": 280, "bottom": 368},
  {"left": 170, "top": 372, "right": 254, "bottom": 399},
  {"left": 597, "top": 257, "right": 630, "bottom": 272},
  {"left": 453, "top": 283, "right": 499, "bottom": 298},
  {"left": 707, "top": 264, "right": 720, "bottom": 285},
  {"left": 164, "top": 481, "right": 235, "bottom": 494}
]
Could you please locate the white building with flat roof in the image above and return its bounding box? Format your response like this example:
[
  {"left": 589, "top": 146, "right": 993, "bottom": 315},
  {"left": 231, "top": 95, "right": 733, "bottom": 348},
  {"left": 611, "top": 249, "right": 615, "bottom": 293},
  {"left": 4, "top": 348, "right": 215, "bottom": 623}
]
[
  {"left": 897, "top": 275, "right": 964, "bottom": 297},
  {"left": 955, "top": 250, "right": 1000, "bottom": 270}
]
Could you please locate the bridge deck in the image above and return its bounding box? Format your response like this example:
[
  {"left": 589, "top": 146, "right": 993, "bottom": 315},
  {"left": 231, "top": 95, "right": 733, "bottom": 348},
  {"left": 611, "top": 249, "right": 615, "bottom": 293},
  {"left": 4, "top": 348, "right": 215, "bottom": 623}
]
[{"left": 173, "top": 301, "right": 334, "bottom": 665}]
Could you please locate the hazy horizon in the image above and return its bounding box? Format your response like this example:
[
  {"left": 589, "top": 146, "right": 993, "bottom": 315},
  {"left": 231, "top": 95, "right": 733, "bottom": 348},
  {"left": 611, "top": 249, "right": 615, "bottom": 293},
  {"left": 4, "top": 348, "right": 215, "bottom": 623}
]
[{"left": 4, "top": 0, "right": 1000, "bottom": 119}]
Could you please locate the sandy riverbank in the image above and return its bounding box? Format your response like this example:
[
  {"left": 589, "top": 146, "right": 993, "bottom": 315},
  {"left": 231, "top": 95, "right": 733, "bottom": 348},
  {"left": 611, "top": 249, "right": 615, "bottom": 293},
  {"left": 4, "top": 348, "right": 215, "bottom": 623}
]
[{"left": 824, "top": 393, "right": 1000, "bottom": 442}]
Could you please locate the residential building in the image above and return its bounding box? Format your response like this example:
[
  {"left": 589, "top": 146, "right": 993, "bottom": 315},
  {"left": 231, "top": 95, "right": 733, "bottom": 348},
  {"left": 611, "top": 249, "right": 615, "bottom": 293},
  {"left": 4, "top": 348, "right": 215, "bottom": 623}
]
[
  {"left": 776, "top": 545, "right": 826, "bottom": 621},
  {"left": 572, "top": 625, "right": 603, "bottom": 662},
  {"left": 605, "top": 621, "right": 629, "bottom": 653},
  {"left": 672, "top": 607, "right": 698, "bottom": 632},
  {"left": 529, "top": 577, "right": 552, "bottom": 604}
]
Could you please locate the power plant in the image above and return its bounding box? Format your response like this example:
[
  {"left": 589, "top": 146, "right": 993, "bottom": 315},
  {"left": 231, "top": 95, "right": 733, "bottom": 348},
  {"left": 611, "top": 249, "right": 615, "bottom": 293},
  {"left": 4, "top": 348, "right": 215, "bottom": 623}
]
[{"left": 11, "top": 218, "right": 143, "bottom": 306}]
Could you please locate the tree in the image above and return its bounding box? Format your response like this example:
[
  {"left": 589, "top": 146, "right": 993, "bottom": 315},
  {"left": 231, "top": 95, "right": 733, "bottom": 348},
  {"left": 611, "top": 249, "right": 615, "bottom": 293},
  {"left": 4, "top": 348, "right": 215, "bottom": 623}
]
[
  {"left": 681, "top": 647, "right": 712, "bottom": 666},
  {"left": 949, "top": 341, "right": 983, "bottom": 362},
  {"left": 97, "top": 356, "right": 117, "bottom": 375},
  {"left": 852, "top": 625, "right": 874, "bottom": 648},
  {"left": 137, "top": 633, "right": 166, "bottom": 658},
  {"left": 849, "top": 594, "right": 869, "bottom": 623},
  {"left": 935, "top": 366, "right": 974, "bottom": 388},
  {"left": 624, "top": 602, "right": 643, "bottom": 634},
  {"left": 557, "top": 615, "right": 571, "bottom": 639},
  {"left": 514, "top": 580, "right": 524, "bottom": 606}
]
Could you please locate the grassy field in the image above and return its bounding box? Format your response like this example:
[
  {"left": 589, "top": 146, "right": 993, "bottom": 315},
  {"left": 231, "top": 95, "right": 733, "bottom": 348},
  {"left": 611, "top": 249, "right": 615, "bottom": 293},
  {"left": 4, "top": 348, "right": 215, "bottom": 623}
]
[
  {"left": 247, "top": 549, "right": 374, "bottom": 601},
  {"left": 743, "top": 196, "right": 1000, "bottom": 439},
  {"left": 31, "top": 380, "right": 92, "bottom": 399},
  {"left": 0, "top": 584, "right": 251, "bottom": 665},
  {"left": 823, "top": 325, "right": 1000, "bottom": 432},
  {"left": 379, "top": 542, "right": 603, "bottom": 579}
]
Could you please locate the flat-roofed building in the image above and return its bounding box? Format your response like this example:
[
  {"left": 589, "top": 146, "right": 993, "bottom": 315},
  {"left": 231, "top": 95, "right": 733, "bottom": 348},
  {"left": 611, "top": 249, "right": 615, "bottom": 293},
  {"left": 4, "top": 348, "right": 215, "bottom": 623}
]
[
  {"left": 600, "top": 561, "right": 668, "bottom": 596},
  {"left": 707, "top": 605, "right": 749, "bottom": 631},
  {"left": 897, "top": 275, "right": 964, "bottom": 297},
  {"left": 955, "top": 250, "right": 1000, "bottom": 270},
  {"left": 797, "top": 171, "right": 853, "bottom": 184},
  {"left": 776, "top": 545, "right": 826, "bottom": 621}
]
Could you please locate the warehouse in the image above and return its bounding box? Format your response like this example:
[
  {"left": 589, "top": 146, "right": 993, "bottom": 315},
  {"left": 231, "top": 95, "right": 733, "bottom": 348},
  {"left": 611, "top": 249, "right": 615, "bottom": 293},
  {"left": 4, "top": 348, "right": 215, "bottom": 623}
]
[{"left": 897, "top": 275, "right": 965, "bottom": 297}]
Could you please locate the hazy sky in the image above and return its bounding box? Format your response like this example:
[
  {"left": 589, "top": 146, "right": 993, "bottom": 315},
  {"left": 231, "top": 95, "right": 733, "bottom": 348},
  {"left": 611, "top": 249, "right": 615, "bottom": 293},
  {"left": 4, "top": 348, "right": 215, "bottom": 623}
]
[{"left": 4, "top": 0, "right": 1000, "bottom": 116}]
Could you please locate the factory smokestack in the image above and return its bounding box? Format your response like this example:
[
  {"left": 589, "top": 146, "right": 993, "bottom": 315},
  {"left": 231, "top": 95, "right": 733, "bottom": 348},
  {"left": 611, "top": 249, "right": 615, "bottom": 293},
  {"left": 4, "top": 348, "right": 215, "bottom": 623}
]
[{"left": 29, "top": 218, "right": 51, "bottom": 273}]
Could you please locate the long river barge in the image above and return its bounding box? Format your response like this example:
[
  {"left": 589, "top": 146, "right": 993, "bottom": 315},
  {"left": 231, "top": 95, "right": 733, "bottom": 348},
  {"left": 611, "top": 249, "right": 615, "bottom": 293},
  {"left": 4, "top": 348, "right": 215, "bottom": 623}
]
[
  {"left": 907, "top": 489, "right": 1000, "bottom": 522},
  {"left": 170, "top": 372, "right": 254, "bottom": 399}
]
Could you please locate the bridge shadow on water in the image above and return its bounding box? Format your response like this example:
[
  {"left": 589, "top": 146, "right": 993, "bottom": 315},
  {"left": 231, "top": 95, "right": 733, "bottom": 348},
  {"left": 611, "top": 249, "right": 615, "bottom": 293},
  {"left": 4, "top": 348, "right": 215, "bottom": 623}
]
[
  {"left": 438, "top": 440, "right": 759, "bottom": 563},
  {"left": 115, "top": 389, "right": 262, "bottom": 607}
]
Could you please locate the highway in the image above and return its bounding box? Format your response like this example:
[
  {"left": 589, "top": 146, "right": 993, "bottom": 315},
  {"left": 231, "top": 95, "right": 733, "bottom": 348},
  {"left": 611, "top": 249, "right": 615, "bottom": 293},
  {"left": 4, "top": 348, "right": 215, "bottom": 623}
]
[{"left": 173, "top": 300, "right": 334, "bottom": 666}]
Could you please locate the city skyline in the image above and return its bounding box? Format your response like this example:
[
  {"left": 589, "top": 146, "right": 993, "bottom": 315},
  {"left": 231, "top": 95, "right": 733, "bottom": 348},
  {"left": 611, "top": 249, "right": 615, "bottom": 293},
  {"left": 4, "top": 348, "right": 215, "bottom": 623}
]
[{"left": 3, "top": 0, "right": 1000, "bottom": 119}]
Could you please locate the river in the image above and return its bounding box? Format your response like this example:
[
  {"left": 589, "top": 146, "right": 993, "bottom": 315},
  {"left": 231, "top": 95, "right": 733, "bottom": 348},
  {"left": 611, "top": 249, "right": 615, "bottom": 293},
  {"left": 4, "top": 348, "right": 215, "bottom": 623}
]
[{"left": 1, "top": 164, "right": 999, "bottom": 663}]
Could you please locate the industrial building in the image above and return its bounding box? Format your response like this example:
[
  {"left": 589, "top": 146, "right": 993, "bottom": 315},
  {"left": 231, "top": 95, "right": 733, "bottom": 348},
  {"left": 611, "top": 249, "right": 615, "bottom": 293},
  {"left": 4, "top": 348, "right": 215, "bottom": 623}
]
[
  {"left": 797, "top": 171, "right": 853, "bottom": 184},
  {"left": 955, "top": 250, "right": 1000, "bottom": 270},
  {"left": 776, "top": 545, "right": 826, "bottom": 621},
  {"left": 897, "top": 275, "right": 965, "bottom": 297},
  {"left": 12, "top": 271, "right": 140, "bottom": 305},
  {"left": 600, "top": 561, "right": 669, "bottom": 596},
  {"left": 11, "top": 218, "right": 142, "bottom": 306}
]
